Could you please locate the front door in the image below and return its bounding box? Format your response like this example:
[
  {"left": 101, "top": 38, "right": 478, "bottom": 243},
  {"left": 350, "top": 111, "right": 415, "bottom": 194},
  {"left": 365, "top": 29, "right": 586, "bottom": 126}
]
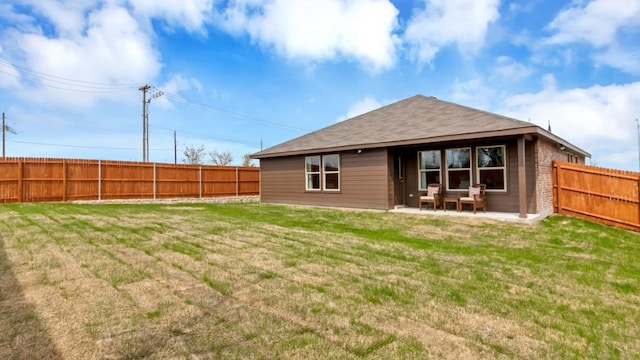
[{"left": 393, "top": 155, "right": 406, "bottom": 207}]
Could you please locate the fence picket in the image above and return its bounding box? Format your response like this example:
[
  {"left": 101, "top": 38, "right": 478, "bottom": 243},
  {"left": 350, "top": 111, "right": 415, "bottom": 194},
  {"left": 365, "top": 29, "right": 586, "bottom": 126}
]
[
  {"left": 0, "top": 157, "right": 259, "bottom": 203},
  {"left": 553, "top": 161, "right": 640, "bottom": 232}
]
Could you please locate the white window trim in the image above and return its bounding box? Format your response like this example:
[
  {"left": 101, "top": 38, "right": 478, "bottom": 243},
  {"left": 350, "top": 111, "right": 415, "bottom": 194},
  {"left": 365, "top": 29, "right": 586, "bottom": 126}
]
[
  {"left": 417, "top": 150, "right": 441, "bottom": 191},
  {"left": 476, "top": 145, "right": 507, "bottom": 193},
  {"left": 445, "top": 147, "right": 472, "bottom": 191},
  {"left": 322, "top": 154, "right": 340, "bottom": 191},
  {"left": 305, "top": 155, "right": 321, "bottom": 191}
]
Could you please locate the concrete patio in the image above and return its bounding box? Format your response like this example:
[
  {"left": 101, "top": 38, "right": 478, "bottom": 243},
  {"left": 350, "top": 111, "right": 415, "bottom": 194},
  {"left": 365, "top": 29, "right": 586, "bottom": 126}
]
[{"left": 389, "top": 206, "right": 547, "bottom": 225}]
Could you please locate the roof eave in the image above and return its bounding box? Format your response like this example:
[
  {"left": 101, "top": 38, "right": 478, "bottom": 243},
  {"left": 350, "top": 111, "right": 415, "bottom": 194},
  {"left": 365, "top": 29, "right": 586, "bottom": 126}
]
[
  {"left": 252, "top": 127, "right": 545, "bottom": 159},
  {"left": 534, "top": 128, "right": 591, "bottom": 158}
]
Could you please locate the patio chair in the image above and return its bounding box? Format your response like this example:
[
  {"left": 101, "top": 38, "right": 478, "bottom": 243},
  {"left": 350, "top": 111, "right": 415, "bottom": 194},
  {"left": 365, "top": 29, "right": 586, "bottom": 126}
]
[
  {"left": 419, "top": 183, "right": 442, "bottom": 211},
  {"left": 459, "top": 184, "right": 486, "bottom": 214}
]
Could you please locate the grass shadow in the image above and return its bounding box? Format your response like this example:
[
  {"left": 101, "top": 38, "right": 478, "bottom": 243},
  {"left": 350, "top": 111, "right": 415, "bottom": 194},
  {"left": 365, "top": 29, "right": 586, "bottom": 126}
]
[{"left": 0, "top": 232, "right": 63, "bottom": 359}]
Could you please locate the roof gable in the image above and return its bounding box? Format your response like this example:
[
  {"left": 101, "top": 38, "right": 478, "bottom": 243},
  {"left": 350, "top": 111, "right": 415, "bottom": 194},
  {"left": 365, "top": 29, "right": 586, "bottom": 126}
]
[{"left": 253, "top": 95, "right": 588, "bottom": 158}]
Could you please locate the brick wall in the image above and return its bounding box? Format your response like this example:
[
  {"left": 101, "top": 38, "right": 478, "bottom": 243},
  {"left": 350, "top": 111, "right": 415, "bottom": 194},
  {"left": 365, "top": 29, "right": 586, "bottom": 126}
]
[{"left": 534, "top": 138, "right": 586, "bottom": 215}]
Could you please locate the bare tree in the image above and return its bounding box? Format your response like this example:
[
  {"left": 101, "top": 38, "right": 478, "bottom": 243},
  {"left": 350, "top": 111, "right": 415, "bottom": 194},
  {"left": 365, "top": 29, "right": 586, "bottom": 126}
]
[
  {"left": 183, "top": 144, "right": 206, "bottom": 164},
  {"left": 210, "top": 150, "right": 233, "bottom": 166},
  {"left": 242, "top": 153, "right": 255, "bottom": 167}
]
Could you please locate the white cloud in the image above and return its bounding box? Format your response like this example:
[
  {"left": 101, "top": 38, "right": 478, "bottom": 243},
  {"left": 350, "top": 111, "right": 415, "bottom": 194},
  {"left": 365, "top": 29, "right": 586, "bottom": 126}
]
[
  {"left": 1, "top": 4, "right": 161, "bottom": 108},
  {"left": 543, "top": 0, "right": 640, "bottom": 75},
  {"left": 12, "top": 0, "right": 214, "bottom": 34},
  {"left": 507, "top": 1, "right": 535, "bottom": 15},
  {"left": 218, "top": 0, "right": 400, "bottom": 72},
  {"left": 492, "top": 56, "right": 533, "bottom": 81},
  {"left": 496, "top": 81, "right": 640, "bottom": 163},
  {"left": 594, "top": 46, "right": 640, "bottom": 75},
  {"left": 545, "top": 0, "right": 640, "bottom": 47},
  {"left": 15, "top": 0, "right": 91, "bottom": 36},
  {"left": 449, "top": 58, "right": 533, "bottom": 110},
  {"left": 336, "top": 96, "right": 385, "bottom": 122},
  {"left": 599, "top": 150, "right": 639, "bottom": 168},
  {"left": 540, "top": 73, "right": 556, "bottom": 90},
  {"left": 0, "top": 61, "right": 21, "bottom": 88},
  {"left": 404, "top": 0, "right": 500, "bottom": 64},
  {"left": 0, "top": 0, "right": 218, "bottom": 108},
  {"left": 451, "top": 78, "right": 496, "bottom": 110},
  {"left": 129, "top": 0, "right": 214, "bottom": 33},
  {"left": 153, "top": 74, "right": 203, "bottom": 109}
]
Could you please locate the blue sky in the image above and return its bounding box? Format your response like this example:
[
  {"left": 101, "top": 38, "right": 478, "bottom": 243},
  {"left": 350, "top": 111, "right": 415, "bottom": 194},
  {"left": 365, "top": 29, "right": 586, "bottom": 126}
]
[{"left": 0, "top": 0, "right": 639, "bottom": 170}]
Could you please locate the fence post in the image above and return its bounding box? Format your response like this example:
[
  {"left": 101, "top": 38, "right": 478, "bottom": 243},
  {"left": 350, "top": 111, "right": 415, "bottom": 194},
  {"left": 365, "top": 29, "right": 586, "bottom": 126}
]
[
  {"left": 555, "top": 162, "right": 561, "bottom": 214},
  {"left": 153, "top": 162, "right": 157, "bottom": 200},
  {"left": 552, "top": 162, "right": 557, "bottom": 213},
  {"left": 199, "top": 165, "right": 202, "bottom": 199},
  {"left": 62, "top": 160, "right": 67, "bottom": 201},
  {"left": 236, "top": 167, "right": 239, "bottom": 197},
  {"left": 637, "top": 173, "right": 640, "bottom": 229},
  {"left": 17, "top": 158, "right": 23, "bottom": 203},
  {"left": 98, "top": 160, "right": 102, "bottom": 201}
]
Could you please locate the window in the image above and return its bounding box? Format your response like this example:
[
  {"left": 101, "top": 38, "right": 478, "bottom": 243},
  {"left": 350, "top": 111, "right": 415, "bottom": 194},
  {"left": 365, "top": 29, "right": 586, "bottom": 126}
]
[
  {"left": 305, "top": 156, "right": 321, "bottom": 190},
  {"left": 322, "top": 154, "right": 340, "bottom": 191},
  {"left": 477, "top": 145, "right": 506, "bottom": 191},
  {"left": 418, "top": 150, "right": 441, "bottom": 190},
  {"left": 445, "top": 148, "right": 471, "bottom": 190},
  {"left": 305, "top": 154, "right": 340, "bottom": 191}
]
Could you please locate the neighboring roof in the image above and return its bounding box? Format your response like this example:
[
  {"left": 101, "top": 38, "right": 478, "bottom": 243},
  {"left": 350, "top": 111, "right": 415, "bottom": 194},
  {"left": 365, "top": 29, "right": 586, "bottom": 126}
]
[{"left": 252, "top": 95, "right": 590, "bottom": 159}]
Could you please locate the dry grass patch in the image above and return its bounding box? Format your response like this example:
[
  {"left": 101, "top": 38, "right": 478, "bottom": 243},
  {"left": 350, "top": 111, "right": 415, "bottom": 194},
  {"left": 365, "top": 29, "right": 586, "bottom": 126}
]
[{"left": 0, "top": 202, "right": 638, "bottom": 359}]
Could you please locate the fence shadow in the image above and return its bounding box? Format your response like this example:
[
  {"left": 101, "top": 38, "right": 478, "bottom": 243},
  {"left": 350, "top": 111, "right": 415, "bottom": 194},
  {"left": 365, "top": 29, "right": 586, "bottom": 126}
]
[{"left": 0, "top": 233, "right": 62, "bottom": 359}]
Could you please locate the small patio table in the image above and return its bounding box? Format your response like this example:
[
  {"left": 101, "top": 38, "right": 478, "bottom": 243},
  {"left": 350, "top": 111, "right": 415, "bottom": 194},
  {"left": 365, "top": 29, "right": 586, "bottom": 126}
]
[{"left": 444, "top": 197, "right": 459, "bottom": 212}]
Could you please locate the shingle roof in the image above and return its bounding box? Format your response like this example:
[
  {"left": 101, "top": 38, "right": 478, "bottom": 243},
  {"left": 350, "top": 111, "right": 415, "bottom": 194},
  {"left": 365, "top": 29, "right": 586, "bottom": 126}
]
[{"left": 253, "top": 95, "right": 589, "bottom": 158}]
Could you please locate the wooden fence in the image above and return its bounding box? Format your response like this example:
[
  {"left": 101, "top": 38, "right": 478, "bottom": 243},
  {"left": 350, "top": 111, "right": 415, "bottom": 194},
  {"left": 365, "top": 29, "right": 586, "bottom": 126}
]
[
  {"left": 0, "top": 158, "right": 260, "bottom": 203},
  {"left": 553, "top": 161, "right": 640, "bottom": 232}
]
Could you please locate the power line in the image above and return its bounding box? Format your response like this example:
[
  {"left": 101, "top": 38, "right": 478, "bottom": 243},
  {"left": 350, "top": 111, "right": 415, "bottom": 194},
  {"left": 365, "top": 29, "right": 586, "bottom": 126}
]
[
  {"left": 0, "top": 60, "right": 307, "bottom": 150},
  {"left": 0, "top": 69, "right": 136, "bottom": 93},
  {"left": 0, "top": 60, "right": 138, "bottom": 93},
  {"left": 158, "top": 88, "right": 311, "bottom": 132},
  {"left": 0, "top": 74, "right": 135, "bottom": 94},
  {"left": 0, "top": 60, "right": 137, "bottom": 88},
  {"left": 0, "top": 60, "right": 309, "bottom": 132},
  {"left": 8, "top": 139, "right": 172, "bottom": 151},
  {"left": 148, "top": 124, "right": 254, "bottom": 145}
]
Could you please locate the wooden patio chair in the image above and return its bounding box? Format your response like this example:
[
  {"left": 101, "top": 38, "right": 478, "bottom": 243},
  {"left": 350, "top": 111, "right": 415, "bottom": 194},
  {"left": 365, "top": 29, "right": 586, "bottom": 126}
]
[
  {"left": 459, "top": 184, "right": 486, "bottom": 214},
  {"left": 419, "top": 183, "right": 443, "bottom": 211}
]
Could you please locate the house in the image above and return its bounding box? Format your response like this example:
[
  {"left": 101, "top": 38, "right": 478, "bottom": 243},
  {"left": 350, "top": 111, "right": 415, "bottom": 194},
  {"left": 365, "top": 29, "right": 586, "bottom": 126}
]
[{"left": 251, "top": 95, "right": 590, "bottom": 218}]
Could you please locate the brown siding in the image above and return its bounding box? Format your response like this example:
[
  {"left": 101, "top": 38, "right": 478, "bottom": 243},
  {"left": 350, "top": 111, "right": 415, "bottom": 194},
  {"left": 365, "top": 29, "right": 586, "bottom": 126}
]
[
  {"left": 260, "top": 135, "right": 575, "bottom": 214},
  {"left": 404, "top": 152, "right": 419, "bottom": 207},
  {"left": 259, "top": 149, "right": 390, "bottom": 209},
  {"left": 387, "top": 153, "right": 395, "bottom": 207},
  {"left": 404, "top": 139, "right": 533, "bottom": 213},
  {"left": 471, "top": 140, "right": 537, "bottom": 213},
  {"left": 483, "top": 141, "right": 519, "bottom": 213}
]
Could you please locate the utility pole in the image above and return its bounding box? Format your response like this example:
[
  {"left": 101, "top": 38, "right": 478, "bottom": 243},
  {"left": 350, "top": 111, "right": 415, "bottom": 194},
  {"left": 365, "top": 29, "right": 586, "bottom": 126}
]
[
  {"left": 174, "top": 130, "right": 177, "bottom": 164},
  {"left": 2, "top": 112, "right": 4, "bottom": 159},
  {"left": 139, "top": 85, "right": 150, "bottom": 162},
  {"left": 139, "top": 85, "right": 164, "bottom": 162},
  {"left": 2, "top": 112, "right": 17, "bottom": 159}
]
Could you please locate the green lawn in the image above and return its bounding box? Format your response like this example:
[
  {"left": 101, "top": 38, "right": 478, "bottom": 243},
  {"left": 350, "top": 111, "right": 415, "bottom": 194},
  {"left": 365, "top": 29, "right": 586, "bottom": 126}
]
[{"left": 0, "top": 202, "right": 638, "bottom": 359}]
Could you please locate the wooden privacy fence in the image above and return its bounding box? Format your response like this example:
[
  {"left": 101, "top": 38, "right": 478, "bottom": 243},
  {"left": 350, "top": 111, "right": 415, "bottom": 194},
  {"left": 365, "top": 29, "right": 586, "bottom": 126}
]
[
  {"left": 553, "top": 161, "right": 640, "bottom": 232},
  {"left": 0, "top": 158, "right": 260, "bottom": 203}
]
